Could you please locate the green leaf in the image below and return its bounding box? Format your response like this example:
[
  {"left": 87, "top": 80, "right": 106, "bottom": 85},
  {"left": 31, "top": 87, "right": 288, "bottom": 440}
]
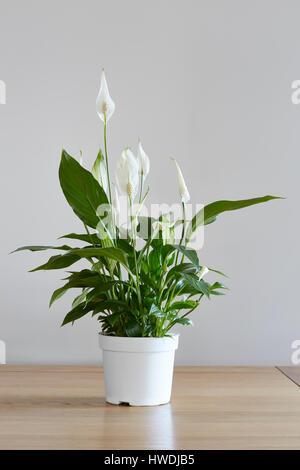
[
  {"left": 49, "top": 284, "right": 69, "bottom": 307},
  {"left": 204, "top": 216, "right": 217, "bottom": 225},
  {"left": 63, "top": 269, "right": 104, "bottom": 285},
  {"left": 61, "top": 302, "right": 95, "bottom": 326},
  {"left": 92, "top": 299, "right": 128, "bottom": 315},
  {"left": 30, "top": 253, "right": 80, "bottom": 272},
  {"left": 209, "top": 281, "right": 229, "bottom": 296},
  {"left": 85, "top": 280, "right": 128, "bottom": 303},
  {"left": 173, "top": 317, "right": 193, "bottom": 326},
  {"left": 207, "top": 267, "right": 228, "bottom": 278},
  {"left": 137, "top": 216, "right": 156, "bottom": 240},
  {"left": 166, "top": 263, "right": 196, "bottom": 283},
  {"left": 210, "top": 281, "right": 228, "bottom": 290},
  {"left": 59, "top": 149, "right": 109, "bottom": 228},
  {"left": 72, "top": 289, "right": 90, "bottom": 308},
  {"left": 139, "top": 272, "right": 159, "bottom": 293},
  {"left": 186, "top": 195, "right": 282, "bottom": 241},
  {"left": 49, "top": 270, "right": 107, "bottom": 307},
  {"left": 171, "top": 245, "right": 200, "bottom": 271},
  {"left": 12, "top": 245, "right": 72, "bottom": 253},
  {"left": 116, "top": 239, "right": 135, "bottom": 257},
  {"left": 67, "top": 247, "right": 130, "bottom": 272},
  {"left": 95, "top": 217, "right": 116, "bottom": 273},
  {"left": 148, "top": 250, "right": 161, "bottom": 272},
  {"left": 149, "top": 304, "right": 165, "bottom": 318},
  {"left": 104, "top": 312, "right": 121, "bottom": 327},
  {"left": 161, "top": 245, "right": 176, "bottom": 262},
  {"left": 167, "top": 300, "right": 197, "bottom": 311},
  {"left": 59, "top": 233, "right": 101, "bottom": 245},
  {"left": 125, "top": 318, "right": 142, "bottom": 337},
  {"left": 181, "top": 273, "right": 211, "bottom": 297}
]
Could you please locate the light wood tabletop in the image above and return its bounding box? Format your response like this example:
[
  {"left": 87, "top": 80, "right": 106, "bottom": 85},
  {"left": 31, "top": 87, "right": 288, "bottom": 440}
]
[{"left": 0, "top": 366, "right": 299, "bottom": 450}]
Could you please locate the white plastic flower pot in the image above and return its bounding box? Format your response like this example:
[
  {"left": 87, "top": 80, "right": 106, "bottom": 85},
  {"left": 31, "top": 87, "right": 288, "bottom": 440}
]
[{"left": 99, "top": 333, "right": 179, "bottom": 406}]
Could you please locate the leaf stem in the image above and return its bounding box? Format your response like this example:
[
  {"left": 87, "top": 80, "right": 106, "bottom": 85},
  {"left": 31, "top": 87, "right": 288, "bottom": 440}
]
[
  {"left": 83, "top": 223, "right": 109, "bottom": 288},
  {"left": 84, "top": 224, "right": 95, "bottom": 247}
]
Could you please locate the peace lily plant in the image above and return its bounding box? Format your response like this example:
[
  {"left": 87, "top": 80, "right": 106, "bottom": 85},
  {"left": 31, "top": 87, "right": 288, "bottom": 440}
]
[{"left": 14, "top": 71, "right": 280, "bottom": 405}]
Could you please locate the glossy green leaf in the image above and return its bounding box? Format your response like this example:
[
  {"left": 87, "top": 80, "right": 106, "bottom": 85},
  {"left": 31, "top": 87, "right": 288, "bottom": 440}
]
[
  {"left": 85, "top": 280, "right": 129, "bottom": 304},
  {"left": 210, "top": 281, "right": 228, "bottom": 290},
  {"left": 12, "top": 245, "right": 72, "bottom": 253},
  {"left": 59, "top": 149, "right": 109, "bottom": 228},
  {"left": 59, "top": 233, "right": 101, "bottom": 245},
  {"left": 181, "top": 273, "right": 211, "bottom": 297},
  {"left": 186, "top": 195, "right": 281, "bottom": 241},
  {"left": 72, "top": 288, "right": 90, "bottom": 308},
  {"left": 125, "top": 319, "right": 143, "bottom": 337},
  {"left": 207, "top": 267, "right": 228, "bottom": 278},
  {"left": 171, "top": 245, "right": 200, "bottom": 271},
  {"left": 63, "top": 269, "right": 104, "bottom": 285},
  {"left": 166, "top": 263, "right": 196, "bottom": 283},
  {"left": 137, "top": 216, "right": 156, "bottom": 240},
  {"left": 173, "top": 317, "right": 193, "bottom": 326},
  {"left": 49, "top": 270, "right": 106, "bottom": 307},
  {"left": 92, "top": 299, "right": 128, "bottom": 315},
  {"left": 116, "top": 239, "right": 135, "bottom": 257},
  {"left": 50, "top": 285, "right": 69, "bottom": 307},
  {"left": 30, "top": 253, "right": 80, "bottom": 272},
  {"left": 148, "top": 250, "right": 161, "bottom": 272},
  {"left": 149, "top": 304, "right": 165, "bottom": 318},
  {"left": 204, "top": 216, "right": 217, "bottom": 225},
  {"left": 67, "top": 247, "right": 130, "bottom": 272},
  {"left": 104, "top": 312, "right": 121, "bottom": 327},
  {"left": 139, "top": 272, "right": 159, "bottom": 293},
  {"left": 167, "top": 300, "right": 197, "bottom": 311},
  {"left": 209, "top": 281, "right": 229, "bottom": 296},
  {"left": 61, "top": 302, "right": 95, "bottom": 326}
]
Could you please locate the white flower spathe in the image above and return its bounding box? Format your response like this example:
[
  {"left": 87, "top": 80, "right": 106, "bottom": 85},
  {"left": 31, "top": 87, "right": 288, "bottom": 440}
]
[
  {"left": 172, "top": 158, "right": 190, "bottom": 203},
  {"left": 96, "top": 69, "right": 115, "bottom": 122},
  {"left": 116, "top": 148, "right": 139, "bottom": 199},
  {"left": 199, "top": 266, "right": 209, "bottom": 280},
  {"left": 137, "top": 138, "right": 150, "bottom": 181}
]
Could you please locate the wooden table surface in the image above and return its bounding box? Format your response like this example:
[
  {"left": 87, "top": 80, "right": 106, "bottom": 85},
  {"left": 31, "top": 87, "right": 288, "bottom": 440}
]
[{"left": 0, "top": 366, "right": 299, "bottom": 450}]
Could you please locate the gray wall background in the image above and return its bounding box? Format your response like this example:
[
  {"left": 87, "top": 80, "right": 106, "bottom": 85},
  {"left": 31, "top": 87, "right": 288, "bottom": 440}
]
[{"left": 0, "top": 0, "right": 299, "bottom": 365}]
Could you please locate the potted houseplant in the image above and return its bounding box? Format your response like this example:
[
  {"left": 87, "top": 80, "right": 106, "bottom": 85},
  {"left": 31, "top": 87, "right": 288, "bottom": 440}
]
[{"left": 14, "top": 71, "right": 281, "bottom": 406}]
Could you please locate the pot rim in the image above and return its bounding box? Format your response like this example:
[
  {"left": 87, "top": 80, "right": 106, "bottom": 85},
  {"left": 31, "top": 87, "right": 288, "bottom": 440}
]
[
  {"left": 99, "top": 332, "right": 179, "bottom": 353},
  {"left": 98, "top": 332, "right": 179, "bottom": 339}
]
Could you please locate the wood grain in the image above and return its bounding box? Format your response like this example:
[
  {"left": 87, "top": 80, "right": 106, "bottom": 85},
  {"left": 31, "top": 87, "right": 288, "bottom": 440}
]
[{"left": 0, "top": 366, "right": 299, "bottom": 450}]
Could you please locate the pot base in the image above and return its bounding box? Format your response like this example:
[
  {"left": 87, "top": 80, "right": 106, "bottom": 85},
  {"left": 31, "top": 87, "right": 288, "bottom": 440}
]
[{"left": 106, "top": 397, "right": 170, "bottom": 407}]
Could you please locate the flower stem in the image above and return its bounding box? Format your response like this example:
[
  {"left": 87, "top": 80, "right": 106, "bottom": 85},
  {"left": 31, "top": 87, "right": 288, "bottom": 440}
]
[
  {"left": 104, "top": 116, "right": 112, "bottom": 204},
  {"left": 129, "top": 196, "right": 144, "bottom": 333},
  {"left": 139, "top": 173, "right": 144, "bottom": 203},
  {"left": 175, "top": 202, "right": 186, "bottom": 265}
]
